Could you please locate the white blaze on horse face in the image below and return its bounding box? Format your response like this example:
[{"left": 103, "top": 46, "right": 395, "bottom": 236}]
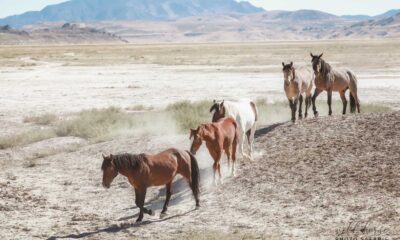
[{"left": 284, "top": 70, "right": 293, "bottom": 83}]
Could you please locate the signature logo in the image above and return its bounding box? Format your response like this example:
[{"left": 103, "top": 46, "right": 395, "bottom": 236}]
[{"left": 335, "top": 220, "right": 391, "bottom": 240}]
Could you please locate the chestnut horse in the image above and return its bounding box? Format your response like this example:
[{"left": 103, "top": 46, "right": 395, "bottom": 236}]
[
  {"left": 210, "top": 99, "right": 258, "bottom": 160},
  {"left": 101, "top": 148, "right": 200, "bottom": 222},
  {"left": 190, "top": 117, "right": 239, "bottom": 185}
]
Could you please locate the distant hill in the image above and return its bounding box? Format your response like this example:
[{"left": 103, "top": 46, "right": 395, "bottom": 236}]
[
  {"left": 0, "top": 23, "right": 125, "bottom": 45},
  {"left": 330, "top": 12, "right": 400, "bottom": 39},
  {"left": 374, "top": 9, "right": 400, "bottom": 19},
  {"left": 0, "top": 0, "right": 264, "bottom": 28}
]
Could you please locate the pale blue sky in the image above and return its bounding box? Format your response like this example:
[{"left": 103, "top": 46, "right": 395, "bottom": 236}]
[{"left": 0, "top": 0, "right": 399, "bottom": 18}]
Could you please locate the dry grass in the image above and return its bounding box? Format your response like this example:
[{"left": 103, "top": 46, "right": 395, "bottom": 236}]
[
  {"left": 0, "top": 101, "right": 392, "bottom": 149},
  {"left": 0, "top": 129, "right": 56, "bottom": 150},
  {"left": 166, "top": 100, "right": 211, "bottom": 132},
  {"left": 1, "top": 40, "right": 399, "bottom": 73},
  {"left": 23, "top": 113, "right": 58, "bottom": 125},
  {"left": 55, "top": 107, "right": 136, "bottom": 140},
  {"left": 125, "top": 104, "right": 154, "bottom": 111}
]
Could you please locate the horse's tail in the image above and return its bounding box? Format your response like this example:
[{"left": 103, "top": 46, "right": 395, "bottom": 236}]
[
  {"left": 186, "top": 151, "right": 200, "bottom": 206},
  {"left": 347, "top": 70, "right": 360, "bottom": 113},
  {"left": 250, "top": 101, "right": 258, "bottom": 122}
]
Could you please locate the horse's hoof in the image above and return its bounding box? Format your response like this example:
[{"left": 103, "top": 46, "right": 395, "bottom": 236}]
[
  {"left": 314, "top": 112, "right": 319, "bottom": 117},
  {"left": 148, "top": 209, "right": 155, "bottom": 216},
  {"left": 299, "top": 115, "right": 303, "bottom": 119},
  {"left": 195, "top": 205, "right": 200, "bottom": 210},
  {"left": 160, "top": 212, "right": 167, "bottom": 219},
  {"left": 136, "top": 219, "right": 143, "bottom": 223}
]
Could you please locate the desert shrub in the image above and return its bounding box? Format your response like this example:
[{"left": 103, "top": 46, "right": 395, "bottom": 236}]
[
  {"left": 166, "top": 100, "right": 211, "bottom": 132},
  {"left": 55, "top": 107, "right": 136, "bottom": 140},
  {"left": 0, "top": 129, "right": 56, "bottom": 149},
  {"left": 23, "top": 113, "right": 58, "bottom": 125}
]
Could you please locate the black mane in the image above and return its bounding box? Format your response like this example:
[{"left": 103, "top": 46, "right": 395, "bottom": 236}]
[
  {"left": 320, "top": 58, "right": 332, "bottom": 76},
  {"left": 102, "top": 153, "right": 145, "bottom": 170}
]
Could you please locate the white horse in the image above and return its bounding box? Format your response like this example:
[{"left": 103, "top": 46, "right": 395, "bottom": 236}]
[{"left": 210, "top": 99, "right": 258, "bottom": 160}]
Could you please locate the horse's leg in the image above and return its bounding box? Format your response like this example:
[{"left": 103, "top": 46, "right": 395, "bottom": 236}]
[
  {"left": 248, "top": 124, "right": 256, "bottom": 160},
  {"left": 340, "top": 90, "right": 347, "bottom": 115},
  {"left": 298, "top": 95, "right": 303, "bottom": 119},
  {"left": 232, "top": 134, "right": 238, "bottom": 177},
  {"left": 288, "top": 99, "right": 295, "bottom": 122},
  {"left": 312, "top": 88, "right": 322, "bottom": 117},
  {"left": 135, "top": 187, "right": 148, "bottom": 222},
  {"left": 210, "top": 149, "right": 222, "bottom": 185},
  {"left": 160, "top": 182, "right": 172, "bottom": 217},
  {"left": 217, "top": 161, "right": 223, "bottom": 185},
  {"left": 293, "top": 97, "right": 298, "bottom": 122},
  {"left": 327, "top": 90, "right": 333, "bottom": 116},
  {"left": 304, "top": 96, "right": 310, "bottom": 118},
  {"left": 225, "top": 145, "right": 232, "bottom": 174},
  {"left": 239, "top": 130, "right": 249, "bottom": 160}
]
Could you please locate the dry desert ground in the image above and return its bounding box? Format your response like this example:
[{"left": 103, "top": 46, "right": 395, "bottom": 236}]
[{"left": 0, "top": 40, "right": 399, "bottom": 239}]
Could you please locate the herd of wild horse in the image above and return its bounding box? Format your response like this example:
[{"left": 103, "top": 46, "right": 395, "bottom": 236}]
[{"left": 101, "top": 53, "right": 361, "bottom": 222}]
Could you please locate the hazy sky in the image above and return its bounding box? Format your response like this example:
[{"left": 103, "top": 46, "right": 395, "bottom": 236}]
[{"left": 0, "top": 0, "right": 399, "bottom": 18}]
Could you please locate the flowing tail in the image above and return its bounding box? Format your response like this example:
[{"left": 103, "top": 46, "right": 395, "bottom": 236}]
[
  {"left": 187, "top": 151, "right": 200, "bottom": 207},
  {"left": 347, "top": 70, "right": 361, "bottom": 113}
]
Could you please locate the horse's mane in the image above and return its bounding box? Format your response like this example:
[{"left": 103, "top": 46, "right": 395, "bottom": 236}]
[
  {"left": 320, "top": 58, "right": 332, "bottom": 76},
  {"left": 112, "top": 153, "right": 145, "bottom": 170}
]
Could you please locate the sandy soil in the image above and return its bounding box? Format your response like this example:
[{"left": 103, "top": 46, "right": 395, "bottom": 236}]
[
  {"left": 0, "top": 41, "right": 399, "bottom": 239},
  {"left": 0, "top": 111, "right": 399, "bottom": 239}
]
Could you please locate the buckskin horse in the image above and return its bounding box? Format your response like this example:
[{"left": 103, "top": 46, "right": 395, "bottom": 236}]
[
  {"left": 101, "top": 148, "right": 200, "bottom": 222},
  {"left": 282, "top": 61, "right": 314, "bottom": 122},
  {"left": 310, "top": 53, "right": 361, "bottom": 116},
  {"left": 210, "top": 99, "right": 257, "bottom": 160},
  {"left": 190, "top": 117, "right": 239, "bottom": 185}
]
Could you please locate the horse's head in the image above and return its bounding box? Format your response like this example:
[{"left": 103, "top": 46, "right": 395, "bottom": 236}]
[
  {"left": 282, "top": 61, "right": 295, "bottom": 83},
  {"left": 101, "top": 154, "right": 118, "bottom": 189},
  {"left": 210, "top": 100, "right": 225, "bottom": 122},
  {"left": 189, "top": 126, "right": 204, "bottom": 155},
  {"left": 310, "top": 52, "right": 323, "bottom": 75}
]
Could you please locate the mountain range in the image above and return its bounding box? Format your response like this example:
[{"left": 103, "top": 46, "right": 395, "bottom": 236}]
[
  {"left": 0, "top": 0, "right": 263, "bottom": 28},
  {"left": 0, "top": 0, "right": 399, "bottom": 44}
]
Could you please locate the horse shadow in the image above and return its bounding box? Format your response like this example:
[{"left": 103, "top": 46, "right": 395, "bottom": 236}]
[
  {"left": 254, "top": 122, "right": 285, "bottom": 139},
  {"left": 47, "top": 209, "right": 196, "bottom": 240}
]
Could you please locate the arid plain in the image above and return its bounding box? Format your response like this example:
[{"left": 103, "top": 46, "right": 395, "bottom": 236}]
[{"left": 0, "top": 40, "right": 399, "bottom": 239}]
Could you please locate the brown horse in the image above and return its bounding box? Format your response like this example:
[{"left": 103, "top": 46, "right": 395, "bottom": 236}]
[
  {"left": 310, "top": 53, "right": 361, "bottom": 116},
  {"left": 190, "top": 117, "right": 239, "bottom": 185},
  {"left": 101, "top": 148, "right": 200, "bottom": 222}
]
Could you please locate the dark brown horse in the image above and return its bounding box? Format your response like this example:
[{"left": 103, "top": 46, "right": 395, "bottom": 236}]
[
  {"left": 190, "top": 117, "right": 239, "bottom": 185},
  {"left": 101, "top": 148, "right": 200, "bottom": 222}
]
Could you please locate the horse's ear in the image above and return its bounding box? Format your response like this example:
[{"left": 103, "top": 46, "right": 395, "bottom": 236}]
[
  {"left": 220, "top": 100, "right": 224, "bottom": 107},
  {"left": 213, "top": 99, "right": 216, "bottom": 104},
  {"left": 282, "top": 62, "right": 285, "bottom": 67},
  {"left": 290, "top": 62, "right": 293, "bottom": 67},
  {"left": 102, "top": 153, "right": 106, "bottom": 159},
  {"left": 310, "top": 52, "right": 314, "bottom": 58},
  {"left": 319, "top": 53, "right": 323, "bottom": 58},
  {"left": 209, "top": 103, "right": 216, "bottom": 113},
  {"left": 189, "top": 128, "right": 195, "bottom": 139}
]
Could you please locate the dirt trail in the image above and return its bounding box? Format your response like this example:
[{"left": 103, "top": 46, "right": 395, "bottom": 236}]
[{"left": 0, "top": 111, "right": 399, "bottom": 239}]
